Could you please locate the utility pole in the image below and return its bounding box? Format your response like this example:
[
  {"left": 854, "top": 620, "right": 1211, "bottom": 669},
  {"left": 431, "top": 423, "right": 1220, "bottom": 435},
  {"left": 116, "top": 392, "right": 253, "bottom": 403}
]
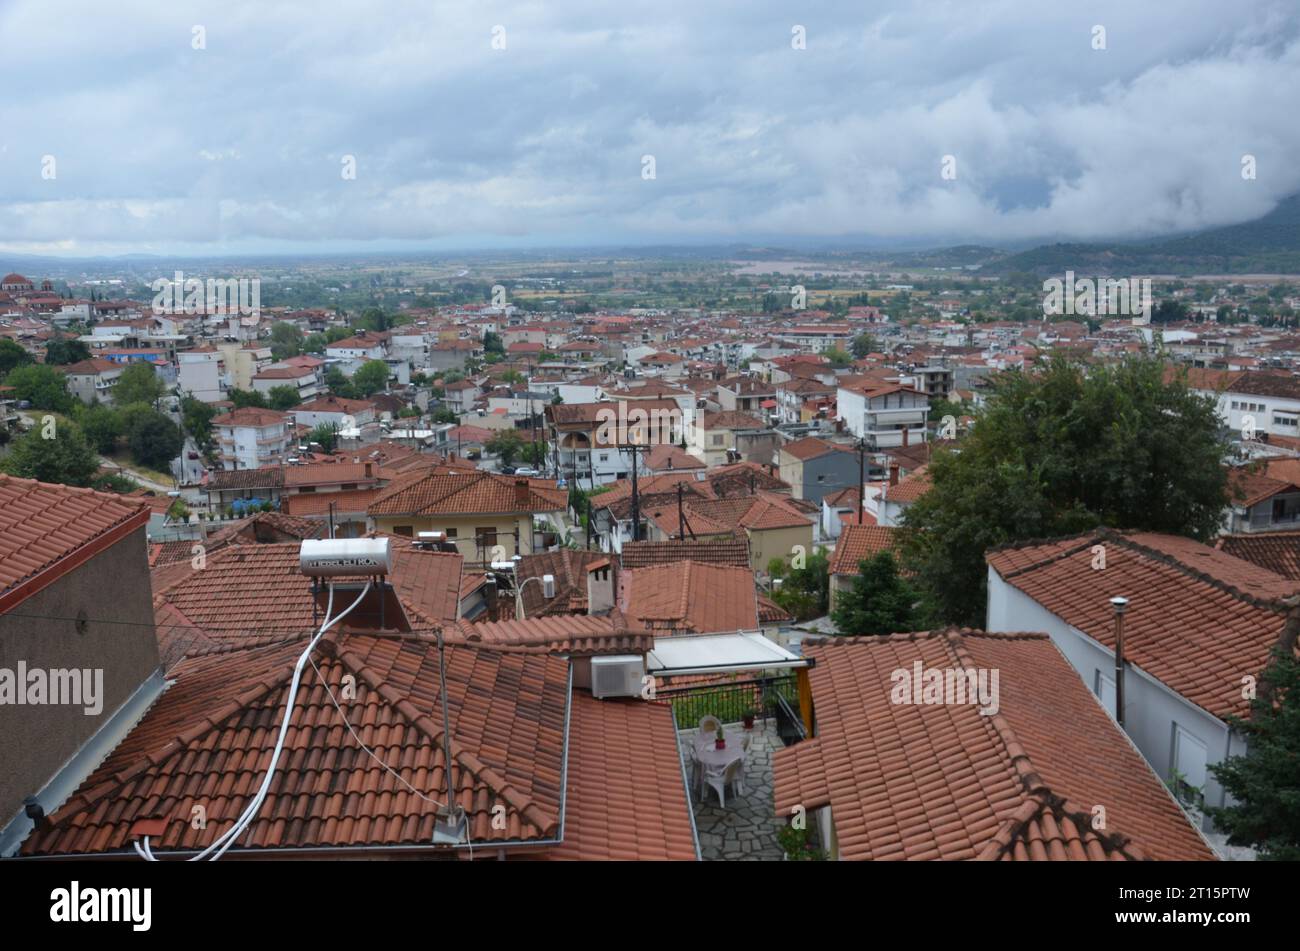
[
  {"left": 677, "top": 481, "right": 686, "bottom": 539},
  {"left": 629, "top": 443, "right": 642, "bottom": 542}
]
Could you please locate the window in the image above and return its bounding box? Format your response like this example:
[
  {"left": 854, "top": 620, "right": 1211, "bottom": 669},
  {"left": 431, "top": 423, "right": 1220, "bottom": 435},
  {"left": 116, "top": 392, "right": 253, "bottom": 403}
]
[
  {"left": 393, "top": 525, "right": 414, "bottom": 537},
  {"left": 477, "top": 527, "right": 498, "bottom": 552},
  {"left": 444, "top": 528, "right": 457, "bottom": 538},
  {"left": 712, "top": 434, "right": 724, "bottom": 446},
  {"left": 299, "top": 486, "right": 316, "bottom": 493},
  {"left": 1171, "top": 724, "right": 1208, "bottom": 805},
  {"left": 816, "top": 474, "right": 826, "bottom": 483},
  {"left": 342, "top": 483, "right": 358, "bottom": 490}
]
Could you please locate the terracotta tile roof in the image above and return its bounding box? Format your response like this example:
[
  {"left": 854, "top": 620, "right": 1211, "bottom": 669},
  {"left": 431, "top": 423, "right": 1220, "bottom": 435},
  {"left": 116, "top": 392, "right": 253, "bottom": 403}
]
[
  {"left": 206, "top": 467, "right": 286, "bottom": 491},
  {"left": 152, "top": 539, "right": 463, "bottom": 648},
  {"left": 987, "top": 530, "right": 1298, "bottom": 719},
  {"left": 514, "top": 549, "right": 613, "bottom": 616},
  {"left": 620, "top": 537, "right": 751, "bottom": 569},
  {"left": 368, "top": 471, "right": 565, "bottom": 517},
  {"left": 212, "top": 407, "right": 291, "bottom": 427},
  {"left": 0, "top": 475, "right": 149, "bottom": 613},
  {"left": 779, "top": 436, "right": 848, "bottom": 461},
  {"left": 1215, "top": 530, "right": 1300, "bottom": 580},
  {"left": 548, "top": 695, "right": 696, "bottom": 860},
  {"left": 282, "top": 462, "right": 377, "bottom": 487},
  {"left": 774, "top": 630, "right": 1216, "bottom": 861},
  {"left": 455, "top": 615, "right": 653, "bottom": 656},
  {"left": 1226, "top": 467, "right": 1297, "bottom": 507},
  {"left": 281, "top": 489, "right": 380, "bottom": 516},
  {"left": 883, "top": 464, "right": 932, "bottom": 505},
  {"left": 757, "top": 593, "right": 793, "bottom": 623},
  {"left": 21, "top": 630, "right": 569, "bottom": 856},
  {"left": 828, "top": 524, "right": 899, "bottom": 575},
  {"left": 618, "top": 562, "right": 759, "bottom": 634}
]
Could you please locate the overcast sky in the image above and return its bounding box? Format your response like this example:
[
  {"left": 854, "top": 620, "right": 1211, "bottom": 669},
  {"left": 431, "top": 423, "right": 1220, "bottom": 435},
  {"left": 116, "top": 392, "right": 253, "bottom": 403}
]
[{"left": 1, "top": 0, "right": 1298, "bottom": 257}]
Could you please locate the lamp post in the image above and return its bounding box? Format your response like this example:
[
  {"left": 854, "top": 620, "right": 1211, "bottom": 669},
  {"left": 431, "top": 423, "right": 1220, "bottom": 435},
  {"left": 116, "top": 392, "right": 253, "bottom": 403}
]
[
  {"left": 1110, "top": 596, "right": 1128, "bottom": 727},
  {"left": 514, "top": 573, "right": 556, "bottom": 621}
]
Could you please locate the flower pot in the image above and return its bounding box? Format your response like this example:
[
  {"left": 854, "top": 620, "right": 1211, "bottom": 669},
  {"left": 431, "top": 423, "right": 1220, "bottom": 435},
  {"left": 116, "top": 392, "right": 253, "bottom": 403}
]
[
  {"left": 743, "top": 715, "right": 755, "bottom": 729},
  {"left": 715, "top": 738, "right": 725, "bottom": 750}
]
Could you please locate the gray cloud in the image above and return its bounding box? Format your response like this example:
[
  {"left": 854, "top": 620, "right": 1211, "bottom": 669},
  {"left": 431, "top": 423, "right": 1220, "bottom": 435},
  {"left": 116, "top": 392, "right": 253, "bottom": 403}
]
[{"left": 1, "top": 0, "right": 1298, "bottom": 255}]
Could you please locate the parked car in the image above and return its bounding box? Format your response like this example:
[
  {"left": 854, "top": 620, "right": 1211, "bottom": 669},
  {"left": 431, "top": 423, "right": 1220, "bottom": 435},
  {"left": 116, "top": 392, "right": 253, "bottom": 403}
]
[{"left": 513, "top": 467, "right": 540, "bottom": 477}]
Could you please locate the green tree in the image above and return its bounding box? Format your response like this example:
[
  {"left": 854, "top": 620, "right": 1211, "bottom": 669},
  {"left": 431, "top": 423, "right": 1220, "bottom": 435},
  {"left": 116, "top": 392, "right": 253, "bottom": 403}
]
[
  {"left": 113, "top": 362, "right": 166, "bottom": 407},
  {"left": 228, "top": 388, "right": 269, "bottom": 409},
  {"left": 0, "top": 339, "right": 33, "bottom": 376},
  {"left": 900, "top": 355, "right": 1230, "bottom": 626},
  {"left": 824, "top": 347, "right": 853, "bottom": 368},
  {"left": 127, "top": 410, "right": 184, "bottom": 471},
  {"left": 325, "top": 366, "right": 358, "bottom": 399},
  {"left": 0, "top": 422, "right": 101, "bottom": 486},
  {"left": 269, "top": 321, "right": 304, "bottom": 360},
  {"left": 4, "top": 364, "right": 73, "bottom": 412},
  {"left": 486, "top": 429, "right": 523, "bottom": 468},
  {"left": 324, "top": 326, "right": 353, "bottom": 343},
  {"left": 831, "top": 551, "right": 919, "bottom": 635},
  {"left": 770, "top": 548, "right": 830, "bottom": 621},
  {"left": 850, "top": 333, "right": 879, "bottom": 358},
  {"left": 181, "top": 395, "right": 216, "bottom": 445},
  {"left": 308, "top": 422, "right": 338, "bottom": 452},
  {"left": 267, "top": 385, "right": 302, "bottom": 411},
  {"left": 303, "top": 332, "right": 328, "bottom": 353},
  {"left": 43, "top": 336, "right": 91, "bottom": 366},
  {"left": 483, "top": 331, "right": 504, "bottom": 353},
  {"left": 1207, "top": 648, "right": 1300, "bottom": 860},
  {"left": 352, "top": 359, "right": 390, "bottom": 396},
  {"left": 79, "top": 403, "right": 123, "bottom": 453}
]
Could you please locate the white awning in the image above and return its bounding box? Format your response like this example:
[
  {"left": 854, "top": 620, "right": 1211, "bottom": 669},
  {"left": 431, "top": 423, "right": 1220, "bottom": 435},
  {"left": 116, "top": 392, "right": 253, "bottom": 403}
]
[{"left": 646, "top": 630, "right": 807, "bottom": 677}]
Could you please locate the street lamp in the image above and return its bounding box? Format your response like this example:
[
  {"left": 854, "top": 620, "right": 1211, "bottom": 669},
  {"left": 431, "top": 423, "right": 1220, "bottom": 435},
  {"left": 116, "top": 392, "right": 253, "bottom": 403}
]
[{"left": 514, "top": 573, "right": 555, "bottom": 621}]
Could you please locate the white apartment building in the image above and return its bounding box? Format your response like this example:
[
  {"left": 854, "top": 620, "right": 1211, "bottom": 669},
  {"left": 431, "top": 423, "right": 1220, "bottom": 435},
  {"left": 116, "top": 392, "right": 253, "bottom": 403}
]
[
  {"left": 212, "top": 407, "right": 295, "bottom": 470},
  {"left": 837, "top": 382, "right": 929, "bottom": 448}
]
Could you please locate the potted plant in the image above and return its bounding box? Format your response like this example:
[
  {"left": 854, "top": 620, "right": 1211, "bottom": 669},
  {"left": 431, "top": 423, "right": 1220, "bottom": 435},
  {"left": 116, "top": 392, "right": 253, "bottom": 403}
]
[
  {"left": 742, "top": 707, "right": 756, "bottom": 730},
  {"left": 714, "top": 726, "right": 726, "bottom": 750}
]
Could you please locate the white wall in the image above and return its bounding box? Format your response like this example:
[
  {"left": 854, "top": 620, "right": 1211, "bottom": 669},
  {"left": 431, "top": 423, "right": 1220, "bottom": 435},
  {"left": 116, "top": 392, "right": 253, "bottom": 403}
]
[{"left": 986, "top": 568, "right": 1241, "bottom": 829}]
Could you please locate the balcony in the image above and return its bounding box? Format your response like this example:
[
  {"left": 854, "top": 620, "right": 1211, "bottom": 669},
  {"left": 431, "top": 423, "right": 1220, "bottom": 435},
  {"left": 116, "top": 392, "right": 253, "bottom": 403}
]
[{"left": 660, "top": 674, "right": 805, "bottom": 861}]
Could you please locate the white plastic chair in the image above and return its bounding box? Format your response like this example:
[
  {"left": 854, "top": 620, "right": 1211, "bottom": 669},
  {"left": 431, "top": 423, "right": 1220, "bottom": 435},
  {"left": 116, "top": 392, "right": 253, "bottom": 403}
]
[
  {"left": 704, "top": 757, "right": 746, "bottom": 808},
  {"left": 698, "top": 715, "right": 721, "bottom": 738}
]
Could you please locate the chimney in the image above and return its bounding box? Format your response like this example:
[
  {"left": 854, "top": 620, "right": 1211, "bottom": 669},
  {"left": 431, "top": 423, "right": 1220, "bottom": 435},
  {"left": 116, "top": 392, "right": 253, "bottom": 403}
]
[
  {"left": 888, "top": 463, "right": 900, "bottom": 486},
  {"left": 586, "top": 559, "right": 614, "bottom": 615},
  {"left": 902, "top": 425, "right": 909, "bottom": 448},
  {"left": 1110, "top": 596, "right": 1128, "bottom": 727},
  {"left": 364, "top": 461, "right": 373, "bottom": 478},
  {"left": 514, "top": 478, "right": 529, "bottom": 508}
]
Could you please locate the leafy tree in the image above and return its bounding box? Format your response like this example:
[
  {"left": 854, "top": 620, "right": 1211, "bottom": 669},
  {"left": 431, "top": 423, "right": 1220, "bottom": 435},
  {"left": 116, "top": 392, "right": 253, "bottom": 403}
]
[
  {"left": 269, "top": 321, "right": 304, "bottom": 360},
  {"left": 850, "top": 333, "right": 879, "bottom": 358},
  {"left": 770, "top": 548, "right": 830, "bottom": 621},
  {"left": 127, "top": 410, "right": 184, "bottom": 471},
  {"left": 352, "top": 359, "right": 390, "bottom": 396},
  {"left": 1207, "top": 648, "right": 1300, "bottom": 860},
  {"left": 43, "top": 336, "right": 91, "bottom": 366},
  {"left": 79, "top": 403, "right": 123, "bottom": 453},
  {"left": 303, "top": 332, "right": 328, "bottom": 353},
  {"left": 181, "top": 395, "right": 216, "bottom": 445},
  {"left": 112, "top": 362, "right": 166, "bottom": 407},
  {"left": 228, "top": 388, "right": 269, "bottom": 409},
  {"left": 483, "top": 331, "right": 504, "bottom": 353},
  {"left": 324, "top": 326, "right": 353, "bottom": 343},
  {"left": 358, "top": 307, "right": 391, "bottom": 332},
  {"left": 0, "top": 422, "right": 101, "bottom": 486},
  {"left": 900, "top": 355, "right": 1230, "bottom": 626},
  {"left": 4, "top": 364, "right": 73, "bottom": 412},
  {"left": 831, "top": 551, "right": 919, "bottom": 635},
  {"left": 308, "top": 422, "right": 338, "bottom": 452},
  {"left": 824, "top": 347, "right": 853, "bottom": 368},
  {"left": 0, "top": 339, "right": 33, "bottom": 376},
  {"left": 267, "top": 385, "right": 302, "bottom": 411},
  {"left": 325, "top": 366, "right": 359, "bottom": 399},
  {"left": 432, "top": 407, "right": 458, "bottom": 424},
  {"left": 486, "top": 429, "right": 523, "bottom": 468}
]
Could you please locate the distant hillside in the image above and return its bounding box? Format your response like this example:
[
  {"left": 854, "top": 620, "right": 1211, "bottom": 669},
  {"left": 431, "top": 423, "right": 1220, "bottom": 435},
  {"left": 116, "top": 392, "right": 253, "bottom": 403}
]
[{"left": 990, "top": 194, "right": 1300, "bottom": 276}]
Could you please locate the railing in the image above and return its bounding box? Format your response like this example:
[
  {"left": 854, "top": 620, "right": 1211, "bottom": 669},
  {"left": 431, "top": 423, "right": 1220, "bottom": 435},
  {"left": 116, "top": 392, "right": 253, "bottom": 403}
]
[{"left": 655, "top": 673, "right": 802, "bottom": 742}]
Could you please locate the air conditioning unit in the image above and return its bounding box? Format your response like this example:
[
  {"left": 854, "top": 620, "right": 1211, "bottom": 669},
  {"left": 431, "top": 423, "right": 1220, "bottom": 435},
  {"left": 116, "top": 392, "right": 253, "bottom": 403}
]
[{"left": 590, "top": 654, "right": 646, "bottom": 699}]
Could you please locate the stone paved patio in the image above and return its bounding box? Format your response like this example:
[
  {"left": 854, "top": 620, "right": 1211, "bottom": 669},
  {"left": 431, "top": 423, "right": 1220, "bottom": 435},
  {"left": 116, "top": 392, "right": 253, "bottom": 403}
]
[{"left": 682, "top": 720, "right": 786, "bottom": 861}]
